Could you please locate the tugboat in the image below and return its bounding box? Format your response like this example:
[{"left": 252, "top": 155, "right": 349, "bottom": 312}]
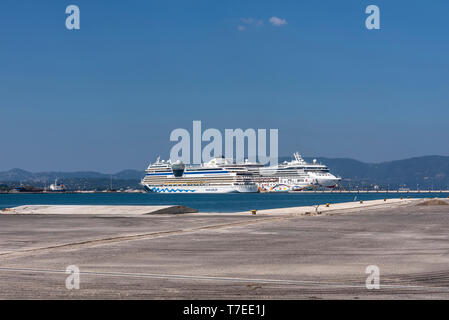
[{"left": 48, "top": 179, "right": 66, "bottom": 192}]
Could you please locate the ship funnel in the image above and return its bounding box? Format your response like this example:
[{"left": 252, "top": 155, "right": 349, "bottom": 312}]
[{"left": 171, "top": 160, "right": 185, "bottom": 177}]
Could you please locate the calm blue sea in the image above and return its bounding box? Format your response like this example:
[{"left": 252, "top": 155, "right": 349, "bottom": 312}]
[{"left": 1, "top": 192, "right": 448, "bottom": 212}]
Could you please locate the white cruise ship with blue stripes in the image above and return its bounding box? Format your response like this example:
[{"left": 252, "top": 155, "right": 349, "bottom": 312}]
[{"left": 141, "top": 157, "right": 259, "bottom": 193}]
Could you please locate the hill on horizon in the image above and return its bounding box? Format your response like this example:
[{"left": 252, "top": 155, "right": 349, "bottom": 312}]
[
  {"left": 300, "top": 155, "right": 449, "bottom": 189},
  {"left": 1, "top": 155, "right": 449, "bottom": 190}
]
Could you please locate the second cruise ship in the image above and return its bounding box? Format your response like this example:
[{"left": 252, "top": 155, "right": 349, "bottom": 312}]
[{"left": 221, "top": 152, "right": 340, "bottom": 192}]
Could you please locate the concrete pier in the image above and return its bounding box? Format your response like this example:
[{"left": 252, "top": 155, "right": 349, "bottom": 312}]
[
  {"left": 0, "top": 198, "right": 448, "bottom": 299},
  {"left": 3, "top": 205, "right": 198, "bottom": 216}
]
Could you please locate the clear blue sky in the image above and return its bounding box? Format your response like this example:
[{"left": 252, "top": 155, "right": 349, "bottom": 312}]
[{"left": 1, "top": 0, "right": 448, "bottom": 172}]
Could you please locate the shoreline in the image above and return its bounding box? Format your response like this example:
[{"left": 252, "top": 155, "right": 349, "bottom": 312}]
[
  {"left": 2, "top": 193, "right": 449, "bottom": 214},
  {"left": 189, "top": 198, "right": 425, "bottom": 216},
  {"left": 1, "top": 189, "right": 449, "bottom": 194},
  {"left": 1, "top": 197, "right": 440, "bottom": 216}
]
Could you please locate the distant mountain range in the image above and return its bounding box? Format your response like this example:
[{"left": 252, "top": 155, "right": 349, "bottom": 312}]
[
  {"left": 298, "top": 155, "right": 449, "bottom": 189},
  {"left": 0, "top": 168, "right": 145, "bottom": 182},
  {"left": 1, "top": 155, "right": 449, "bottom": 190},
  {"left": 0, "top": 169, "right": 146, "bottom": 190}
]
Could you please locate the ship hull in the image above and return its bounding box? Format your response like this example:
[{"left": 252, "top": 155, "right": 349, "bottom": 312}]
[
  {"left": 143, "top": 184, "right": 258, "bottom": 194},
  {"left": 314, "top": 178, "right": 340, "bottom": 188}
]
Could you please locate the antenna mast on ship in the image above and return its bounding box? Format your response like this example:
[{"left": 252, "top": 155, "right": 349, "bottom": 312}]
[{"left": 293, "top": 152, "right": 303, "bottom": 162}]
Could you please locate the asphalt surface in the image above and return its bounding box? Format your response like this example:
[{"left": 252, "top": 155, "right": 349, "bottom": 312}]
[{"left": 1, "top": 200, "right": 449, "bottom": 299}]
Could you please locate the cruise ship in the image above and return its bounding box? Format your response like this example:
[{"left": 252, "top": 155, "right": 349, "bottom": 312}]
[
  {"left": 288, "top": 152, "right": 341, "bottom": 188},
  {"left": 141, "top": 152, "right": 340, "bottom": 194},
  {"left": 228, "top": 152, "right": 341, "bottom": 192},
  {"left": 141, "top": 157, "right": 258, "bottom": 193}
]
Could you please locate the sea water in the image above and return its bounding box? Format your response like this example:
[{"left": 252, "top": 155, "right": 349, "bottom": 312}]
[{"left": 1, "top": 192, "right": 448, "bottom": 213}]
